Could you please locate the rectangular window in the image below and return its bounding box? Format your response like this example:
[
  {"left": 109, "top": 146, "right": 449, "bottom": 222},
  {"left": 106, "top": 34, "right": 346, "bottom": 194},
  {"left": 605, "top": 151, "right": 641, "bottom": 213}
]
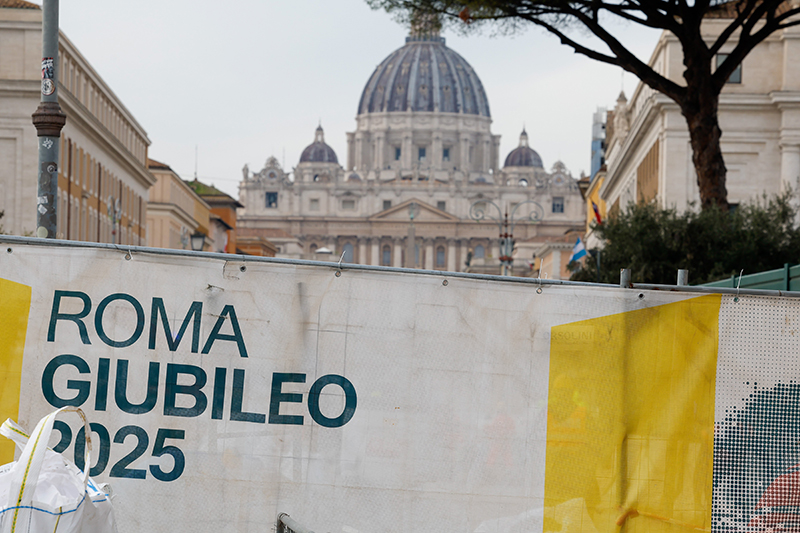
[
  {"left": 383, "top": 199, "right": 392, "bottom": 210},
  {"left": 552, "top": 197, "right": 565, "bottom": 213},
  {"left": 716, "top": 53, "right": 742, "bottom": 84},
  {"left": 442, "top": 148, "right": 450, "bottom": 161},
  {"left": 395, "top": 147, "right": 401, "bottom": 160},
  {"left": 265, "top": 192, "right": 278, "bottom": 208},
  {"left": 437, "top": 201, "right": 446, "bottom": 211},
  {"left": 309, "top": 198, "right": 319, "bottom": 211},
  {"left": 342, "top": 199, "right": 356, "bottom": 210},
  {"left": 418, "top": 147, "right": 426, "bottom": 161}
]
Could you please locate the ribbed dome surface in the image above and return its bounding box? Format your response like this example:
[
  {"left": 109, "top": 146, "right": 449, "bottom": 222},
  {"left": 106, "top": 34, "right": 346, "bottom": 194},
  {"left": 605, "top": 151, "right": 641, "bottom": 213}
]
[
  {"left": 358, "top": 36, "right": 490, "bottom": 117},
  {"left": 299, "top": 126, "right": 338, "bottom": 164},
  {"left": 504, "top": 146, "right": 543, "bottom": 168},
  {"left": 504, "top": 129, "right": 543, "bottom": 168}
]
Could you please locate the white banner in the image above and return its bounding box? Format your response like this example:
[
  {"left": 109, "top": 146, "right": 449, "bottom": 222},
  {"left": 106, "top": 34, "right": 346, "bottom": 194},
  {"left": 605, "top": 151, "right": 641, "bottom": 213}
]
[{"left": 2, "top": 241, "right": 800, "bottom": 533}]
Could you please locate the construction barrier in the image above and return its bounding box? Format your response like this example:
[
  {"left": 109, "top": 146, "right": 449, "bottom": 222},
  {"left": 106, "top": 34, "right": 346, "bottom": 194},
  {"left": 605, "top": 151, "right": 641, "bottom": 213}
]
[{"left": 1, "top": 237, "right": 797, "bottom": 533}]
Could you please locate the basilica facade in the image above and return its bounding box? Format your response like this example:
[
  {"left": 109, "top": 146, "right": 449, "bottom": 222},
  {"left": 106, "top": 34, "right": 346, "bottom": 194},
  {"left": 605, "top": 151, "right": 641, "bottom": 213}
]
[{"left": 237, "top": 28, "right": 584, "bottom": 275}]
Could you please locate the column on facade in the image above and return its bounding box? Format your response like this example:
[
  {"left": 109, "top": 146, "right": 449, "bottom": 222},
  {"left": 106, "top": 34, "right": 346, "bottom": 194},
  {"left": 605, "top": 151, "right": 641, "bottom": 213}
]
[
  {"left": 447, "top": 238, "right": 457, "bottom": 272},
  {"left": 355, "top": 132, "right": 364, "bottom": 171},
  {"left": 393, "top": 237, "right": 403, "bottom": 267},
  {"left": 375, "top": 134, "right": 385, "bottom": 171},
  {"left": 424, "top": 238, "right": 434, "bottom": 270},
  {"left": 432, "top": 134, "right": 442, "bottom": 171},
  {"left": 491, "top": 135, "right": 501, "bottom": 173},
  {"left": 346, "top": 132, "right": 355, "bottom": 171},
  {"left": 460, "top": 135, "right": 470, "bottom": 172},
  {"left": 358, "top": 238, "right": 368, "bottom": 265},
  {"left": 481, "top": 135, "right": 491, "bottom": 173},
  {"left": 371, "top": 237, "right": 380, "bottom": 265},
  {"left": 402, "top": 134, "right": 413, "bottom": 170},
  {"left": 780, "top": 142, "right": 800, "bottom": 193}
]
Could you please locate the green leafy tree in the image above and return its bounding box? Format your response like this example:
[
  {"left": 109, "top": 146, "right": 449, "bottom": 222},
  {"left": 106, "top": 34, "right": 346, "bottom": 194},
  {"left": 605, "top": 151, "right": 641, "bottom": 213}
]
[
  {"left": 570, "top": 194, "right": 800, "bottom": 284},
  {"left": 368, "top": 0, "right": 800, "bottom": 210}
]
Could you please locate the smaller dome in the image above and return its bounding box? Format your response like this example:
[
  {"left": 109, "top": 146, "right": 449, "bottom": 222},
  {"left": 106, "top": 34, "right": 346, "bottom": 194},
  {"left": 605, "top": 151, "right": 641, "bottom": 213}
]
[
  {"left": 504, "top": 128, "right": 543, "bottom": 168},
  {"left": 299, "top": 125, "right": 338, "bottom": 164},
  {"left": 347, "top": 172, "right": 362, "bottom": 182}
]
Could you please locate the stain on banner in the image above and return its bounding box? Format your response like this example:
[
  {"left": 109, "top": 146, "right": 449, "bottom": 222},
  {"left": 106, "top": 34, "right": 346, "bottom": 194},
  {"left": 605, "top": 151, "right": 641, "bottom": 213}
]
[
  {"left": 0, "top": 278, "right": 32, "bottom": 463},
  {"left": 546, "top": 294, "right": 721, "bottom": 532}
]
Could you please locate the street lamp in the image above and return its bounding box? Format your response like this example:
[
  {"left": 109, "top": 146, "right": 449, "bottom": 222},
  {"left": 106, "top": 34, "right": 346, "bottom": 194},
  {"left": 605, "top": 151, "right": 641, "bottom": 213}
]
[
  {"left": 190, "top": 232, "right": 205, "bottom": 252},
  {"left": 469, "top": 199, "right": 544, "bottom": 276}
]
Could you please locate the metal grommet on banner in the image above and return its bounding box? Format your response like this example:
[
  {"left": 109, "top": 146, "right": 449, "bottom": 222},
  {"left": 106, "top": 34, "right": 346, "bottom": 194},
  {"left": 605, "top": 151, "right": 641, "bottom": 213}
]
[
  {"left": 442, "top": 279, "right": 448, "bottom": 286},
  {"left": 638, "top": 293, "right": 645, "bottom": 300},
  {"left": 6, "top": 247, "right": 11, "bottom": 254},
  {"left": 335, "top": 271, "right": 342, "bottom": 277},
  {"left": 124, "top": 250, "right": 131, "bottom": 261},
  {"left": 240, "top": 265, "right": 246, "bottom": 273},
  {"left": 536, "top": 287, "right": 543, "bottom": 294}
]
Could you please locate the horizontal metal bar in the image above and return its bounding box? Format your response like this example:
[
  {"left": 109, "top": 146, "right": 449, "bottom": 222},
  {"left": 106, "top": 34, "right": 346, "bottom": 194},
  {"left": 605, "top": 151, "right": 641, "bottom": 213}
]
[
  {"left": 4, "top": 235, "right": 800, "bottom": 298},
  {"left": 277, "top": 513, "right": 315, "bottom": 533},
  {"left": 632, "top": 282, "right": 800, "bottom": 298}
]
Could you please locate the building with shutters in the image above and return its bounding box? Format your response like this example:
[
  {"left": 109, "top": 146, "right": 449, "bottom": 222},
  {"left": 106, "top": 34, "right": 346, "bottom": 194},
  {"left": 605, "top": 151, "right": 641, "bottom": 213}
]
[{"left": 0, "top": 0, "right": 153, "bottom": 243}]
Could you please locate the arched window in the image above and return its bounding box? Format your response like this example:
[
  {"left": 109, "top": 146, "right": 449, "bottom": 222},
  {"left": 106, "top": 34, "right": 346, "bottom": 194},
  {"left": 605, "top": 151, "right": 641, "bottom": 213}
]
[
  {"left": 382, "top": 245, "right": 391, "bottom": 266},
  {"left": 342, "top": 243, "right": 354, "bottom": 263},
  {"left": 518, "top": 178, "right": 529, "bottom": 187},
  {"left": 474, "top": 245, "right": 485, "bottom": 258},
  {"left": 436, "top": 246, "right": 446, "bottom": 267}
]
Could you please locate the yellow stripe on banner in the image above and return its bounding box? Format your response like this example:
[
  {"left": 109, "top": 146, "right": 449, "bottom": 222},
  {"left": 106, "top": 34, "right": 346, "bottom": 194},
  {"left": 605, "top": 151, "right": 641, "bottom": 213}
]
[
  {"left": 545, "top": 294, "right": 720, "bottom": 533},
  {"left": 0, "top": 278, "right": 32, "bottom": 464}
]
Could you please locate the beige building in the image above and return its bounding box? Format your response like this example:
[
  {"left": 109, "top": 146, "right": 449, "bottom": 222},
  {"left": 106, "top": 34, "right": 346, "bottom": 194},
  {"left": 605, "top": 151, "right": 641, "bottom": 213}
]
[
  {"left": 0, "top": 1, "right": 153, "bottom": 243},
  {"left": 146, "top": 159, "right": 211, "bottom": 250},
  {"left": 239, "top": 29, "right": 584, "bottom": 274},
  {"left": 595, "top": 16, "right": 800, "bottom": 228}
]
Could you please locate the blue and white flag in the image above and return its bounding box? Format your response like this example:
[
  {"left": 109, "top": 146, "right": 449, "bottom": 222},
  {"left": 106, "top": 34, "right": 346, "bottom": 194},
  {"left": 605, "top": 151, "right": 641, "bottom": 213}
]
[{"left": 568, "top": 237, "right": 587, "bottom": 263}]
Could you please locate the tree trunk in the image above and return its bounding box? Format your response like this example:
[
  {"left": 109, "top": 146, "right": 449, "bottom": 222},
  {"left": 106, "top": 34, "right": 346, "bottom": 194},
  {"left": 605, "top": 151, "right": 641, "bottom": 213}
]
[
  {"left": 682, "top": 102, "right": 729, "bottom": 210},
  {"left": 680, "top": 41, "right": 729, "bottom": 210}
]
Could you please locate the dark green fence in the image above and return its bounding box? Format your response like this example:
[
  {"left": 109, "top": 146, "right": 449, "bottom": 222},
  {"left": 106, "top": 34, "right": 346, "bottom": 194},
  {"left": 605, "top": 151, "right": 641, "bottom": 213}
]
[{"left": 701, "top": 263, "right": 800, "bottom": 291}]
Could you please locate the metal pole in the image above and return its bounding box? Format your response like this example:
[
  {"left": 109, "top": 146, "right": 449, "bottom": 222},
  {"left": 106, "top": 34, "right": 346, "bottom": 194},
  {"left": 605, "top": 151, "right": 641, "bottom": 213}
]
[
  {"left": 620, "top": 268, "right": 631, "bottom": 288},
  {"left": 677, "top": 269, "right": 689, "bottom": 286},
  {"left": 32, "top": 0, "right": 66, "bottom": 239}
]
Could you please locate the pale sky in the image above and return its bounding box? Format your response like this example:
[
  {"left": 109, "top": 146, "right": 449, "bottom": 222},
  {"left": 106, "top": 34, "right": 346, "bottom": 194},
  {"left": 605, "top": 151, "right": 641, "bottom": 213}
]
[{"left": 44, "top": 0, "right": 661, "bottom": 197}]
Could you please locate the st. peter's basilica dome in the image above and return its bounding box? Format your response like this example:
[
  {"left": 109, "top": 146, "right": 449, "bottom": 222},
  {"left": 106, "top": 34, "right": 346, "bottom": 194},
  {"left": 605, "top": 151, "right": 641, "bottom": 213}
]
[{"left": 357, "top": 33, "right": 490, "bottom": 117}]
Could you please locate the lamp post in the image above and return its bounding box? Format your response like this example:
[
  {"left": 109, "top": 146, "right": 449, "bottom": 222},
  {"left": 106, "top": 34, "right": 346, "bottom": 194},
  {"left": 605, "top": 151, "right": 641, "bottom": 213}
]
[
  {"left": 190, "top": 232, "right": 205, "bottom": 252},
  {"left": 405, "top": 201, "right": 419, "bottom": 268},
  {"left": 469, "top": 199, "right": 544, "bottom": 276},
  {"left": 32, "top": 0, "right": 66, "bottom": 239}
]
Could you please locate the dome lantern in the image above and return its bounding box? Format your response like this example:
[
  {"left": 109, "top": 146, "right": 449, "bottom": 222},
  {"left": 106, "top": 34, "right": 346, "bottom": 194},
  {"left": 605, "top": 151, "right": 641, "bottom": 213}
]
[{"left": 299, "top": 124, "right": 338, "bottom": 164}]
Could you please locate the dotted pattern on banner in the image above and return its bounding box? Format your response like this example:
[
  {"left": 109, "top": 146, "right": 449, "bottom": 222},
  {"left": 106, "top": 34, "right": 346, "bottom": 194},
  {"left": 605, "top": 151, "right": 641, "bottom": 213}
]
[{"left": 713, "top": 295, "right": 800, "bottom": 533}]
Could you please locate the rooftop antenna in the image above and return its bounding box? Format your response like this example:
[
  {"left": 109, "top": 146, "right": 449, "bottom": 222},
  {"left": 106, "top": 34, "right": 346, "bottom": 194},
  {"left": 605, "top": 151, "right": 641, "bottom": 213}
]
[
  {"left": 620, "top": 70, "right": 625, "bottom": 93},
  {"left": 194, "top": 144, "right": 198, "bottom": 180}
]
